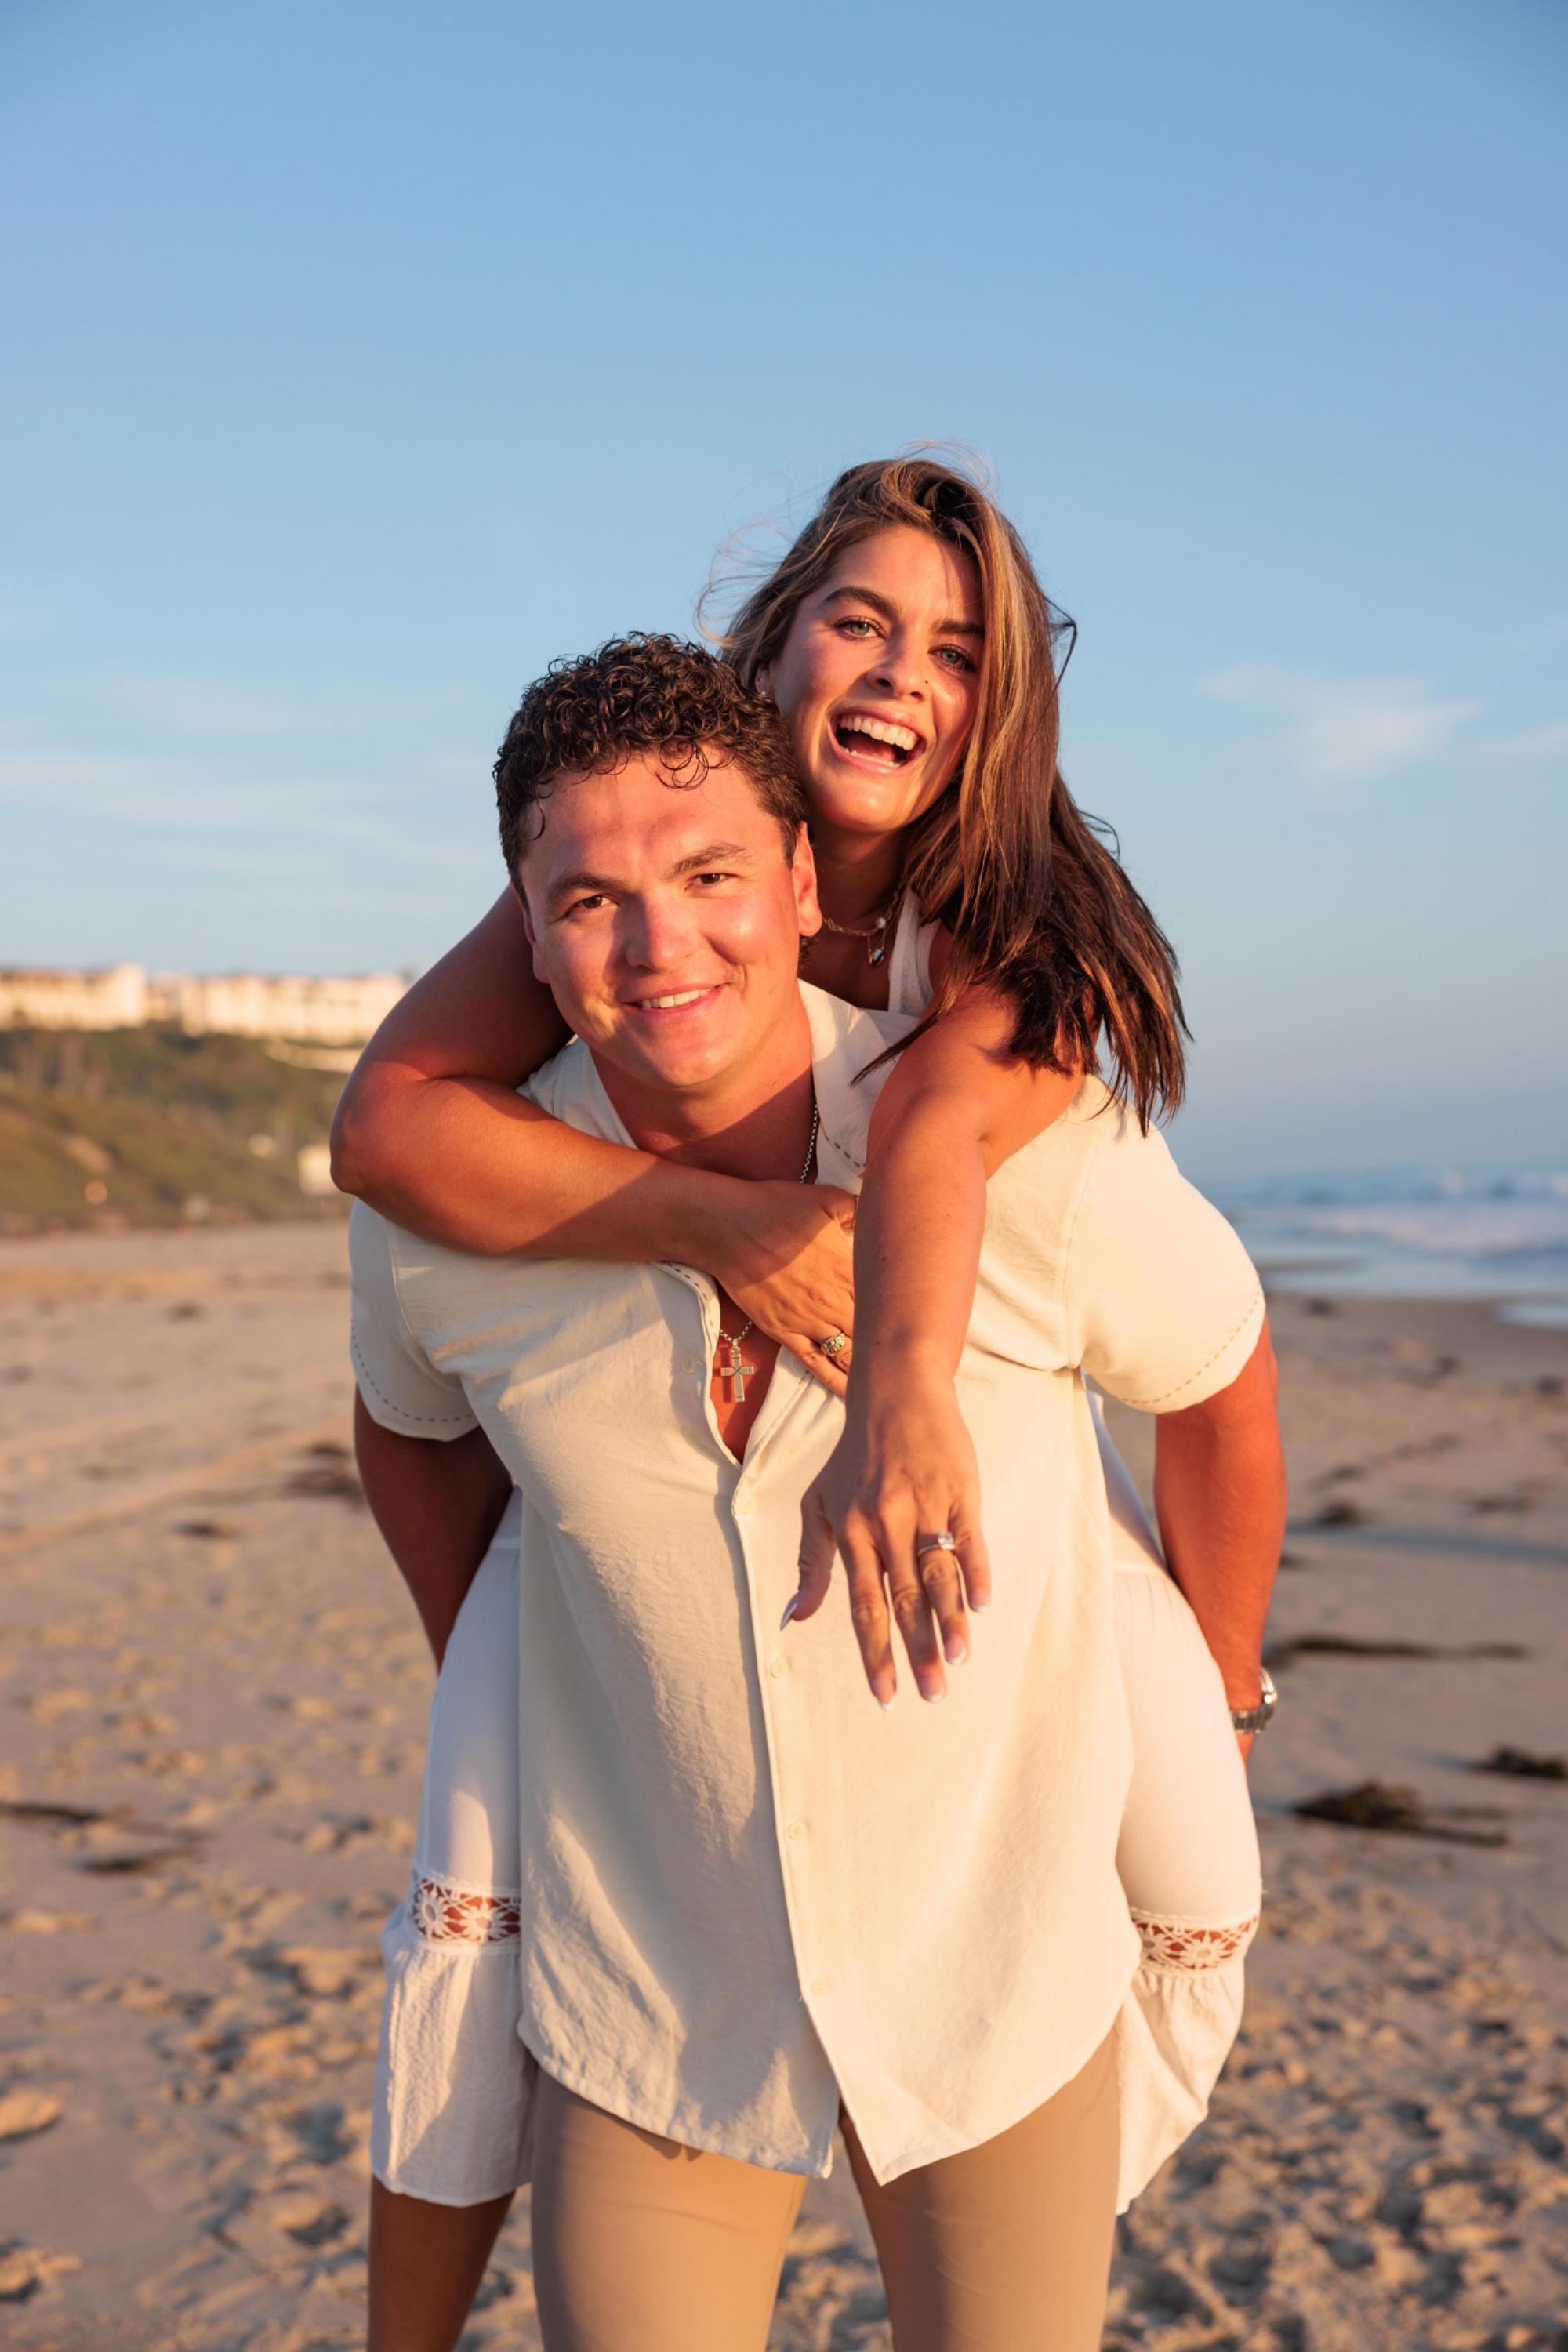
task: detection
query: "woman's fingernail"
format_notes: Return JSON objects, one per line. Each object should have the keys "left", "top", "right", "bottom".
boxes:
{"left": 969, "top": 1594, "right": 989, "bottom": 1613}
{"left": 873, "top": 1678, "right": 896, "bottom": 1710}
{"left": 944, "top": 1637, "right": 968, "bottom": 1665}
{"left": 920, "top": 1680, "right": 947, "bottom": 1703}
{"left": 779, "top": 1592, "right": 801, "bottom": 1628}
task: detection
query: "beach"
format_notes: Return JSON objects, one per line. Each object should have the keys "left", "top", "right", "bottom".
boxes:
{"left": 2, "top": 1223, "right": 1565, "bottom": 2350}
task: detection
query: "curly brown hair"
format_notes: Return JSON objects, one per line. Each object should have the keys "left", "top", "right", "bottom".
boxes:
{"left": 495, "top": 634, "right": 808, "bottom": 881}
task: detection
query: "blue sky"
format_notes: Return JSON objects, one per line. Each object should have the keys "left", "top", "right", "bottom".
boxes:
{"left": 2, "top": 0, "right": 1563, "bottom": 1178}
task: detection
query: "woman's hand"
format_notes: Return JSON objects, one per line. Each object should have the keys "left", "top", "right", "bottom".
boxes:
{"left": 708, "top": 1183, "right": 858, "bottom": 1395}
{"left": 789, "top": 1366, "right": 992, "bottom": 1707}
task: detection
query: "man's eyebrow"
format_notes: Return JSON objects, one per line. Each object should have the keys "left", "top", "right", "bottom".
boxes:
{"left": 544, "top": 868, "right": 618, "bottom": 906}
{"left": 819, "top": 584, "right": 985, "bottom": 641}
{"left": 670, "top": 841, "right": 756, "bottom": 875}
{"left": 543, "top": 843, "right": 757, "bottom": 906}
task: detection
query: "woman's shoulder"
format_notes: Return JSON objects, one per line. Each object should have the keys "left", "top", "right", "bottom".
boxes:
{"left": 886, "top": 892, "right": 943, "bottom": 1017}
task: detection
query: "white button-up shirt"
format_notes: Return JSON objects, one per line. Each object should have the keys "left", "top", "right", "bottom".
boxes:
{"left": 350, "top": 984, "right": 1264, "bottom": 2183}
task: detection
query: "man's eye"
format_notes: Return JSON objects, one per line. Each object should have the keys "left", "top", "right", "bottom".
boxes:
{"left": 692, "top": 871, "right": 735, "bottom": 887}
{"left": 564, "top": 894, "right": 607, "bottom": 917}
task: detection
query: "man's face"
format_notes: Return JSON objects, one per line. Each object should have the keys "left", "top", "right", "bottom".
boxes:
{"left": 516, "top": 752, "right": 821, "bottom": 1109}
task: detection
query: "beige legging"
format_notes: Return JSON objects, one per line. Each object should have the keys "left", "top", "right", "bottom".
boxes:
{"left": 529, "top": 2028, "right": 1119, "bottom": 2352}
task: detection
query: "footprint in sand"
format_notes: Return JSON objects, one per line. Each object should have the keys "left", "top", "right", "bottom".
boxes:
{"left": 0, "top": 2242, "right": 82, "bottom": 2300}
{"left": 0, "top": 2089, "right": 64, "bottom": 2140}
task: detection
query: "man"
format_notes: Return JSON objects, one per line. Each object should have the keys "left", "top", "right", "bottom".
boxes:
{"left": 350, "top": 637, "right": 1282, "bottom": 2350}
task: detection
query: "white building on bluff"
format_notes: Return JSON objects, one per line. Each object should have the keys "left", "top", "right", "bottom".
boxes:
{"left": 0, "top": 963, "right": 405, "bottom": 1045}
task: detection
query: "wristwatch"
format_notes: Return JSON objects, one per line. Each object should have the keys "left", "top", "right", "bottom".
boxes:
{"left": 1229, "top": 1665, "right": 1278, "bottom": 1737}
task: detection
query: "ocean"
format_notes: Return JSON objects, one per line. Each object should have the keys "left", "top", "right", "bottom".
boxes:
{"left": 1207, "top": 1163, "right": 1568, "bottom": 1330}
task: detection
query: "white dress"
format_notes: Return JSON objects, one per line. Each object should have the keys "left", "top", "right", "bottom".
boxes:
{"left": 371, "top": 908, "right": 1262, "bottom": 2212}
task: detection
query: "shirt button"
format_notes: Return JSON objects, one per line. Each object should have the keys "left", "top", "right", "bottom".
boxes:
{"left": 768, "top": 1657, "right": 787, "bottom": 1680}
{"left": 786, "top": 1818, "right": 807, "bottom": 1841}
{"left": 810, "top": 1976, "right": 829, "bottom": 1995}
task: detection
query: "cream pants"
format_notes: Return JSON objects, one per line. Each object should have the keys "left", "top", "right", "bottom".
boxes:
{"left": 530, "top": 2028, "right": 1120, "bottom": 2352}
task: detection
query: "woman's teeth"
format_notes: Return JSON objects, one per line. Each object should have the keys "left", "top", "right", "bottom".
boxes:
{"left": 636, "top": 989, "right": 710, "bottom": 1010}
{"left": 835, "top": 714, "right": 918, "bottom": 762}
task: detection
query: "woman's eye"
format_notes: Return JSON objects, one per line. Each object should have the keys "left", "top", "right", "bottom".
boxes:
{"left": 834, "top": 615, "right": 878, "bottom": 638}
{"left": 935, "top": 644, "right": 976, "bottom": 672}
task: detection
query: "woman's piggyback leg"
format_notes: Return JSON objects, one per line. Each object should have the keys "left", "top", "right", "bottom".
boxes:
{"left": 372, "top": 1506, "right": 536, "bottom": 2211}
{"left": 1112, "top": 1559, "right": 1262, "bottom": 2207}
{"left": 1116, "top": 1561, "right": 1262, "bottom": 1928}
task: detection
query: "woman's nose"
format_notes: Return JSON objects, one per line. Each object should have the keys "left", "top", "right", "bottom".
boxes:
{"left": 866, "top": 635, "right": 926, "bottom": 700}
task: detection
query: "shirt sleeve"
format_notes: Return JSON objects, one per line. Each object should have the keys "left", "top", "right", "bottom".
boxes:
{"left": 348, "top": 1203, "right": 480, "bottom": 1440}
{"left": 1062, "top": 1112, "right": 1265, "bottom": 1413}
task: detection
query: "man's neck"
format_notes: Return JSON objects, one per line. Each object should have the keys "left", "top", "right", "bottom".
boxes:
{"left": 592, "top": 1000, "right": 818, "bottom": 1184}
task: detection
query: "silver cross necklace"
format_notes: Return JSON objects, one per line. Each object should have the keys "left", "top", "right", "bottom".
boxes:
{"left": 713, "top": 1098, "right": 821, "bottom": 1403}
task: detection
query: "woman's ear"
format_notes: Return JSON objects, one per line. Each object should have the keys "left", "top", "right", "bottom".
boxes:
{"left": 755, "top": 668, "right": 771, "bottom": 702}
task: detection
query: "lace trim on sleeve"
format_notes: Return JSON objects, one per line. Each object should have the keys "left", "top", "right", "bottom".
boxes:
{"left": 408, "top": 1871, "right": 522, "bottom": 1945}
{"left": 1131, "top": 1908, "right": 1259, "bottom": 1972}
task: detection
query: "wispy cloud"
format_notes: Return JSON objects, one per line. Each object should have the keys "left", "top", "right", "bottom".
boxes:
{"left": 1486, "top": 718, "right": 1568, "bottom": 764}
{"left": 0, "top": 743, "right": 480, "bottom": 865}
{"left": 103, "top": 676, "right": 313, "bottom": 740}
{"left": 1484, "top": 613, "right": 1568, "bottom": 666}
{"left": 92, "top": 670, "right": 481, "bottom": 742}
{"left": 0, "top": 583, "right": 78, "bottom": 641}
{"left": 1198, "top": 665, "right": 1480, "bottom": 787}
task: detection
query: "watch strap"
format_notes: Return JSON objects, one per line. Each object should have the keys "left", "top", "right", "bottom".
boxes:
{"left": 1229, "top": 1664, "right": 1278, "bottom": 1735}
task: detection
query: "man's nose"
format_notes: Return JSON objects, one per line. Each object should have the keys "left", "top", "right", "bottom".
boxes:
{"left": 619, "top": 893, "right": 697, "bottom": 971}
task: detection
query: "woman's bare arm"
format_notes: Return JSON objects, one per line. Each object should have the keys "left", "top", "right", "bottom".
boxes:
{"left": 794, "top": 985, "right": 1082, "bottom": 1704}
{"left": 1153, "top": 1323, "right": 1287, "bottom": 1758}
{"left": 330, "top": 892, "right": 858, "bottom": 1385}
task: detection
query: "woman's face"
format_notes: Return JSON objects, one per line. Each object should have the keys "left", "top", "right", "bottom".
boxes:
{"left": 760, "top": 524, "right": 984, "bottom": 844}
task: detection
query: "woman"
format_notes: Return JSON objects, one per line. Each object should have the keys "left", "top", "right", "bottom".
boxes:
{"left": 339, "top": 458, "right": 1279, "bottom": 2345}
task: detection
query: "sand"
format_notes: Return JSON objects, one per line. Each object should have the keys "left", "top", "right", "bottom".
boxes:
{"left": 2, "top": 1225, "right": 1564, "bottom": 2350}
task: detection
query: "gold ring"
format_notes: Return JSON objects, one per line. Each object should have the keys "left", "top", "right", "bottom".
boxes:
{"left": 816, "top": 1331, "right": 850, "bottom": 1361}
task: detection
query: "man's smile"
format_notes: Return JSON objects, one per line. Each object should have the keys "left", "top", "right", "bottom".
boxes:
{"left": 622, "top": 982, "right": 728, "bottom": 1016}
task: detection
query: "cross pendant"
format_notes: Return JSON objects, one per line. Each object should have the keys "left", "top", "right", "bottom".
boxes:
{"left": 717, "top": 1337, "right": 757, "bottom": 1402}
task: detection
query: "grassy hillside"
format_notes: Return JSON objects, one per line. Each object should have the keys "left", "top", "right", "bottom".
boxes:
{"left": 0, "top": 1027, "right": 350, "bottom": 1233}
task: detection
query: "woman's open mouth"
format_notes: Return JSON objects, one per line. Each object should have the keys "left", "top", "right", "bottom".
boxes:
{"left": 831, "top": 713, "right": 923, "bottom": 770}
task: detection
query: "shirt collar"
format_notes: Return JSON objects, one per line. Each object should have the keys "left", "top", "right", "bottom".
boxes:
{"left": 524, "top": 982, "right": 917, "bottom": 1182}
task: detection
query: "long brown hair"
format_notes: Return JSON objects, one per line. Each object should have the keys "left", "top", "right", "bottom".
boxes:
{"left": 713, "top": 452, "right": 1187, "bottom": 1124}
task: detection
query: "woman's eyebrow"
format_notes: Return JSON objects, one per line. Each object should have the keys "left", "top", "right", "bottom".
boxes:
{"left": 820, "top": 585, "right": 984, "bottom": 641}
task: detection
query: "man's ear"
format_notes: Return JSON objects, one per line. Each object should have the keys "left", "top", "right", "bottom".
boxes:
{"left": 511, "top": 873, "right": 547, "bottom": 981}
{"left": 789, "top": 822, "right": 822, "bottom": 942}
